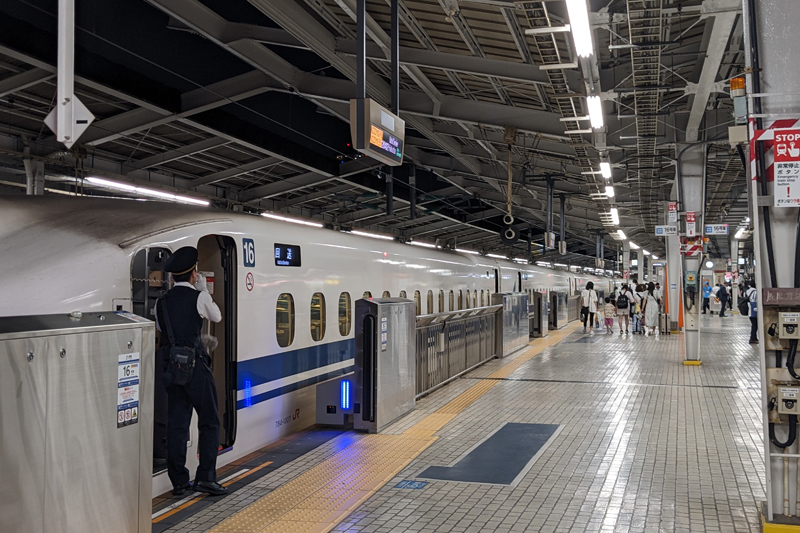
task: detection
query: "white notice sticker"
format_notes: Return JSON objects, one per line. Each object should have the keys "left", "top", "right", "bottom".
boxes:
{"left": 782, "top": 388, "right": 798, "bottom": 399}
{"left": 118, "top": 352, "right": 140, "bottom": 428}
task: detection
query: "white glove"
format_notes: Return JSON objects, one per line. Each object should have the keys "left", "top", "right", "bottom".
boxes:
{"left": 194, "top": 272, "right": 208, "bottom": 292}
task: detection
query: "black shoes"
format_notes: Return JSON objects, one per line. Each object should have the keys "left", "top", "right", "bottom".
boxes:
{"left": 172, "top": 483, "right": 192, "bottom": 496}
{"left": 193, "top": 481, "right": 228, "bottom": 496}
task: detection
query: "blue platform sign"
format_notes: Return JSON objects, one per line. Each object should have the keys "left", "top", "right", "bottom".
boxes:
{"left": 243, "top": 238, "right": 256, "bottom": 267}
{"left": 705, "top": 224, "right": 728, "bottom": 235}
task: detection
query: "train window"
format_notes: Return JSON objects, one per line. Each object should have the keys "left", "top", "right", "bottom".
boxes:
{"left": 449, "top": 290, "right": 454, "bottom": 311}
{"left": 363, "top": 291, "right": 372, "bottom": 298}
{"left": 338, "top": 292, "right": 351, "bottom": 336}
{"left": 414, "top": 290, "right": 421, "bottom": 315}
{"left": 276, "top": 293, "right": 295, "bottom": 348}
{"left": 427, "top": 291, "right": 433, "bottom": 314}
{"left": 474, "top": 290, "right": 477, "bottom": 307}
{"left": 382, "top": 290, "right": 391, "bottom": 298}
{"left": 458, "top": 290, "right": 463, "bottom": 310}
{"left": 480, "top": 290, "right": 485, "bottom": 307}
{"left": 465, "top": 290, "right": 471, "bottom": 309}
{"left": 310, "top": 292, "right": 326, "bottom": 342}
{"left": 399, "top": 290, "right": 407, "bottom": 298}
{"left": 439, "top": 290, "right": 444, "bottom": 313}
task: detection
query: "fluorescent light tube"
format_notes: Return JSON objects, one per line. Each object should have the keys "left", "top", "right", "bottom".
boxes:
{"left": 643, "top": 250, "right": 651, "bottom": 256}
{"left": 409, "top": 241, "right": 438, "bottom": 248}
{"left": 652, "top": 255, "right": 659, "bottom": 260}
{"left": 587, "top": 95, "right": 604, "bottom": 128}
{"left": 617, "top": 229, "right": 626, "bottom": 240}
{"left": 487, "top": 253, "right": 506, "bottom": 259}
{"left": 554, "top": 263, "right": 568, "bottom": 268}
{"left": 566, "top": 0, "right": 593, "bottom": 57}
{"left": 86, "top": 177, "right": 209, "bottom": 206}
{"left": 600, "top": 161, "right": 611, "bottom": 179}
{"left": 610, "top": 207, "right": 620, "bottom": 225}
{"left": 629, "top": 241, "right": 640, "bottom": 249}
{"left": 513, "top": 258, "right": 529, "bottom": 264}
{"left": 605, "top": 185, "right": 615, "bottom": 198}
{"left": 351, "top": 230, "right": 395, "bottom": 240}
{"left": 455, "top": 248, "right": 479, "bottom": 255}
{"left": 262, "top": 213, "right": 324, "bottom": 227}
{"left": 734, "top": 228, "right": 745, "bottom": 239}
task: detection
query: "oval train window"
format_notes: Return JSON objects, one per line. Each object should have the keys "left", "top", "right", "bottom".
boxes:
{"left": 382, "top": 290, "right": 391, "bottom": 298}
{"left": 449, "top": 290, "right": 454, "bottom": 311}
{"left": 439, "top": 290, "right": 445, "bottom": 313}
{"left": 480, "top": 290, "right": 485, "bottom": 307}
{"left": 399, "top": 290, "right": 407, "bottom": 298}
{"left": 458, "top": 290, "right": 463, "bottom": 310}
{"left": 363, "top": 291, "right": 372, "bottom": 298}
{"left": 311, "top": 292, "right": 326, "bottom": 342}
{"left": 338, "top": 292, "right": 351, "bottom": 336}
{"left": 414, "top": 290, "right": 421, "bottom": 315}
{"left": 427, "top": 291, "right": 433, "bottom": 314}
{"left": 473, "top": 290, "right": 477, "bottom": 307}
{"left": 276, "top": 293, "right": 295, "bottom": 348}
{"left": 466, "top": 290, "right": 471, "bottom": 309}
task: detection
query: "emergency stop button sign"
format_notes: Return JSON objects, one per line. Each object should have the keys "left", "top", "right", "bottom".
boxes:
{"left": 775, "top": 129, "right": 800, "bottom": 207}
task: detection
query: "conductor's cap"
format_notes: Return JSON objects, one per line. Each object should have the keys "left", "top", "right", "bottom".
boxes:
{"left": 165, "top": 246, "right": 198, "bottom": 275}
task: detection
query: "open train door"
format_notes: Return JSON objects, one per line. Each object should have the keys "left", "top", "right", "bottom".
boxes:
{"left": 197, "top": 235, "right": 238, "bottom": 451}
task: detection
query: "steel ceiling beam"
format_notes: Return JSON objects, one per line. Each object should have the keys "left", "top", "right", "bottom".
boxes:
{"left": 0, "top": 68, "right": 54, "bottom": 98}
{"left": 192, "top": 156, "right": 283, "bottom": 186}
{"left": 684, "top": 0, "right": 740, "bottom": 142}
{"left": 277, "top": 184, "right": 352, "bottom": 208}
{"left": 125, "top": 137, "right": 229, "bottom": 171}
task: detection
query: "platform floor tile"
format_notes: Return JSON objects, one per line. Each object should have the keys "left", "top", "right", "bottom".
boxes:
{"left": 334, "top": 315, "right": 765, "bottom": 532}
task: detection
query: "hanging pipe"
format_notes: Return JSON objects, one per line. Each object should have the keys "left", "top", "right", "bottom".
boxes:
{"left": 786, "top": 456, "right": 791, "bottom": 516}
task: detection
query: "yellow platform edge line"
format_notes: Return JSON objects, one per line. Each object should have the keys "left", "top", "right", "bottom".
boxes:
{"left": 208, "top": 321, "right": 579, "bottom": 533}
{"left": 762, "top": 513, "right": 800, "bottom": 532}
{"left": 683, "top": 360, "right": 702, "bottom": 366}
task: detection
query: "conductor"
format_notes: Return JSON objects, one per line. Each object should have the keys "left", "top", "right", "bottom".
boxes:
{"left": 157, "top": 246, "right": 227, "bottom": 496}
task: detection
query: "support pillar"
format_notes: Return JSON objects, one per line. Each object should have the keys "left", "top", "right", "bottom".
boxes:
{"left": 622, "top": 241, "right": 631, "bottom": 281}
{"left": 677, "top": 143, "right": 705, "bottom": 362}
{"left": 23, "top": 158, "right": 45, "bottom": 195}
{"left": 730, "top": 237, "right": 739, "bottom": 312}
{"left": 637, "top": 250, "right": 644, "bottom": 285}
{"left": 665, "top": 195, "right": 681, "bottom": 329}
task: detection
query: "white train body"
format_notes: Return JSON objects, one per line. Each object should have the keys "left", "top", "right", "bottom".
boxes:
{"left": 0, "top": 197, "right": 614, "bottom": 495}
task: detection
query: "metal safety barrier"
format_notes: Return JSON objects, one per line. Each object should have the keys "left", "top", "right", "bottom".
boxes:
{"left": 415, "top": 305, "right": 502, "bottom": 398}
{"left": 567, "top": 295, "right": 581, "bottom": 323}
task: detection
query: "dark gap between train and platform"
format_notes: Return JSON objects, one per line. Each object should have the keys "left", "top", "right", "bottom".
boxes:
{"left": 460, "top": 376, "right": 760, "bottom": 390}
{"left": 151, "top": 426, "right": 349, "bottom": 533}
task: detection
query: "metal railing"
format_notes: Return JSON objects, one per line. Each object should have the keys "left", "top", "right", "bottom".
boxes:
{"left": 567, "top": 296, "right": 581, "bottom": 322}
{"left": 415, "top": 305, "right": 502, "bottom": 398}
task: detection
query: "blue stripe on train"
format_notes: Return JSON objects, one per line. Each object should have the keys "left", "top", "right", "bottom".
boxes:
{"left": 237, "top": 365, "right": 354, "bottom": 410}
{"left": 236, "top": 338, "right": 355, "bottom": 408}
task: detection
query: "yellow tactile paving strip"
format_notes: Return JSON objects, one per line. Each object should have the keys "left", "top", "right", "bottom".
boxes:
{"left": 209, "top": 324, "right": 578, "bottom": 533}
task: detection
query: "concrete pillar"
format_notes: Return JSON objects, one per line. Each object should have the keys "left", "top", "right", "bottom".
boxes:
{"left": 23, "top": 158, "right": 45, "bottom": 195}
{"left": 730, "top": 237, "right": 739, "bottom": 312}
{"left": 745, "top": 2, "right": 800, "bottom": 521}
{"left": 677, "top": 143, "right": 705, "bottom": 361}
{"left": 637, "top": 250, "right": 644, "bottom": 285}
{"left": 622, "top": 241, "right": 631, "bottom": 281}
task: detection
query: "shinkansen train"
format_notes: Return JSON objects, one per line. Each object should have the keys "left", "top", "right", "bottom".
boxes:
{"left": 0, "top": 196, "right": 616, "bottom": 495}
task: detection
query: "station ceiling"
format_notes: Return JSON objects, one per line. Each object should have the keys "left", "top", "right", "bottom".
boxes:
{"left": 0, "top": 0, "right": 749, "bottom": 265}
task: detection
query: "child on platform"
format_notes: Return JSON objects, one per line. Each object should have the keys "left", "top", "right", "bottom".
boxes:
{"left": 604, "top": 297, "right": 615, "bottom": 334}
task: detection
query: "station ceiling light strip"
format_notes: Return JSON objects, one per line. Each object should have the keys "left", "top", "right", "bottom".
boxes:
{"left": 261, "top": 212, "right": 323, "bottom": 228}
{"left": 86, "top": 177, "right": 209, "bottom": 206}
{"left": 565, "top": 0, "right": 593, "bottom": 57}
{"left": 455, "top": 248, "right": 479, "bottom": 255}
{"left": 408, "top": 240, "right": 440, "bottom": 249}
{"left": 350, "top": 230, "right": 395, "bottom": 241}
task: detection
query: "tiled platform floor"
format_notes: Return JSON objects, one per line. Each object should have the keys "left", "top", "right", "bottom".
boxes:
{"left": 172, "top": 315, "right": 765, "bottom": 533}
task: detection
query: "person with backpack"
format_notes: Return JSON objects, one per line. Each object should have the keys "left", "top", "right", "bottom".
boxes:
{"left": 156, "top": 246, "right": 228, "bottom": 497}
{"left": 741, "top": 281, "right": 758, "bottom": 343}
{"left": 616, "top": 283, "right": 636, "bottom": 335}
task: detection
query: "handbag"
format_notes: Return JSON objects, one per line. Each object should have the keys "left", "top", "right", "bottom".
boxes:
{"left": 159, "top": 297, "right": 197, "bottom": 387}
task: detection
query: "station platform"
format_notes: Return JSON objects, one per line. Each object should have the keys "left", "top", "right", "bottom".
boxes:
{"left": 155, "top": 315, "right": 763, "bottom": 533}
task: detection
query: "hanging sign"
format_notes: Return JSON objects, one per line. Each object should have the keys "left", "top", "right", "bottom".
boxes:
{"left": 774, "top": 130, "right": 800, "bottom": 207}
{"left": 656, "top": 225, "right": 678, "bottom": 236}
{"left": 705, "top": 224, "right": 729, "bottom": 235}
{"left": 686, "top": 211, "right": 696, "bottom": 237}
{"left": 668, "top": 202, "right": 678, "bottom": 223}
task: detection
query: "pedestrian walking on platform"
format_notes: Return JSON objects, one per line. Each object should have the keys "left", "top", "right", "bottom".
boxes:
{"left": 744, "top": 281, "right": 758, "bottom": 344}
{"left": 580, "top": 281, "right": 598, "bottom": 334}
{"left": 718, "top": 282, "right": 729, "bottom": 317}
{"left": 702, "top": 281, "right": 712, "bottom": 314}
{"left": 642, "top": 282, "right": 660, "bottom": 336}
{"left": 604, "top": 297, "right": 615, "bottom": 334}
{"left": 157, "top": 246, "right": 228, "bottom": 497}
{"left": 616, "top": 284, "right": 635, "bottom": 334}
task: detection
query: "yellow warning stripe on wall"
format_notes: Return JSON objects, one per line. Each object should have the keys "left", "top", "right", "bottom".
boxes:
{"left": 208, "top": 324, "right": 578, "bottom": 533}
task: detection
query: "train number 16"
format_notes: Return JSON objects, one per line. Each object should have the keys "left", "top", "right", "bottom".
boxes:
{"left": 243, "top": 238, "right": 256, "bottom": 268}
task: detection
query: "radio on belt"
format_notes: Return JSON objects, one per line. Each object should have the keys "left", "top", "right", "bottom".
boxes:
{"left": 779, "top": 312, "right": 800, "bottom": 339}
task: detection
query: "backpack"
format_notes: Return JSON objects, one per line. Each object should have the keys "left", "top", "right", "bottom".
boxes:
{"left": 159, "top": 296, "right": 198, "bottom": 387}
{"left": 617, "top": 293, "right": 629, "bottom": 309}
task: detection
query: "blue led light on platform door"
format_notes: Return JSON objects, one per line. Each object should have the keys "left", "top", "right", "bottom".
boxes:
{"left": 341, "top": 380, "right": 350, "bottom": 410}
{"left": 245, "top": 380, "right": 252, "bottom": 408}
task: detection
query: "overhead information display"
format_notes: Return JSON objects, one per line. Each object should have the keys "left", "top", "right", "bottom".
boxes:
{"left": 350, "top": 98, "right": 405, "bottom": 166}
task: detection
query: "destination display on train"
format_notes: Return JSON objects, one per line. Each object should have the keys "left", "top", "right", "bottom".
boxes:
{"left": 274, "top": 243, "right": 301, "bottom": 267}
{"left": 369, "top": 124, "right": 403, "bottom": 164}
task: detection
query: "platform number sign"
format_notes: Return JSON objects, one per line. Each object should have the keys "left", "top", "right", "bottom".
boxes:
{"left": 243, "top": 238, "right": 256, "bottom": 268}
